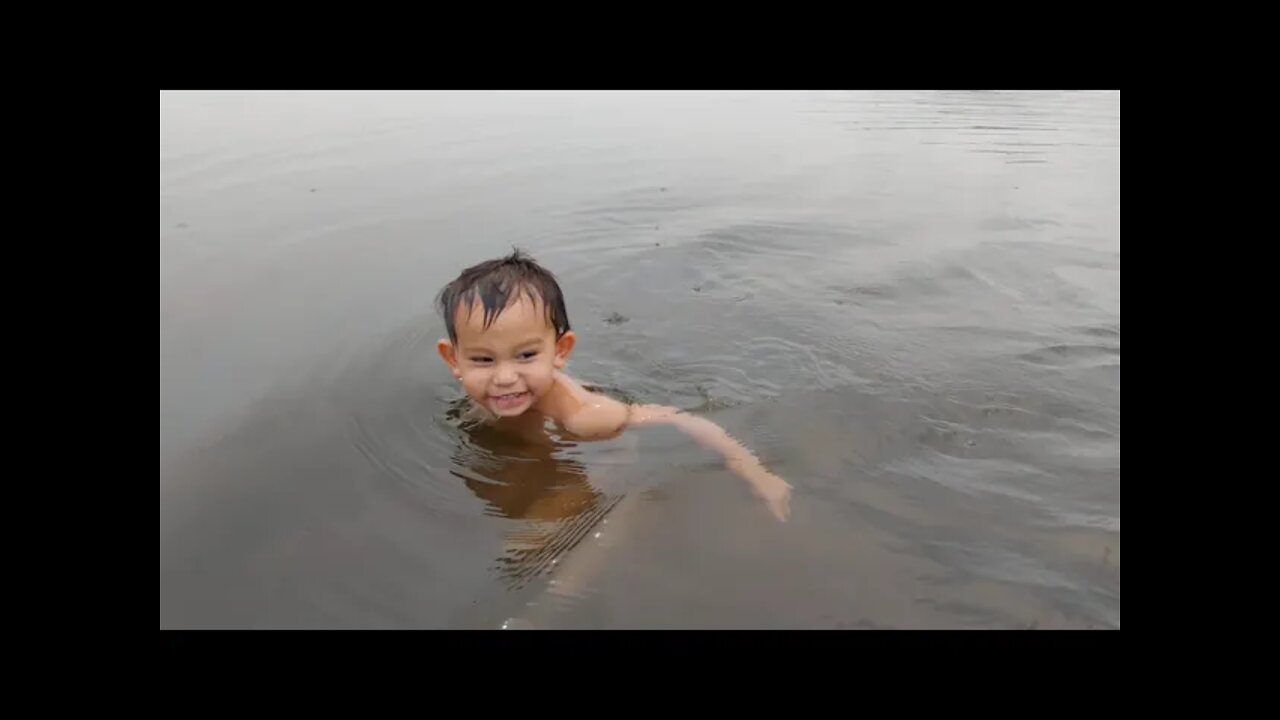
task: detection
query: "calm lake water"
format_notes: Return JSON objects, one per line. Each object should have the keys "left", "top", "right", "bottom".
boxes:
{"left": 160, "top": 90, "right": 1119, "bottom": 629}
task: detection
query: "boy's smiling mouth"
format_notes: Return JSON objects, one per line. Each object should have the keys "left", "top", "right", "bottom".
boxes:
{"left": 489, "top": 391, "right": 531, "bottom": 410}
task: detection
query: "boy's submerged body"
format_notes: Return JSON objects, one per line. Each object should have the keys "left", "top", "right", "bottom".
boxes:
{"left": 436, "top": 251, "right": 791, "bottom": 521}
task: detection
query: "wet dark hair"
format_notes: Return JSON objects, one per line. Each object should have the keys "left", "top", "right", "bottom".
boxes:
{"left": 435, "top": 249, "right": 571, "bottom": 342}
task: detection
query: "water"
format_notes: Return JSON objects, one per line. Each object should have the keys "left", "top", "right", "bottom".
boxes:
{"left": 160, "top": 90, "right": 1120, "bottom": 629}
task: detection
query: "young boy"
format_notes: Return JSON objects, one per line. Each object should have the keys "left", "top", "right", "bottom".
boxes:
{"left": 435, "top": 250, "right": 792, "bottom": 521}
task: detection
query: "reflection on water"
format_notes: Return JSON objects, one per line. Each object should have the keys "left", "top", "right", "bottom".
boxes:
{"left": 444, "top": 398, "right": 620, "bottom": 589}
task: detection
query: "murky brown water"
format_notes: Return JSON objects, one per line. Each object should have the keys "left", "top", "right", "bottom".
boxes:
{"left": 160, "top": 90, "right": 1119, "bottom": 629}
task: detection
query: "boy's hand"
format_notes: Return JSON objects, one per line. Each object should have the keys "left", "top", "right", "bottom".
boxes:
{"left": 745, "top": 467, "right": 792, "bottom": 522}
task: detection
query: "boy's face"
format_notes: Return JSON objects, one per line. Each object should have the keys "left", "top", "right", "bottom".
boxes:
{"left": 437, "top": 294, "right": 575, "bottom": 418}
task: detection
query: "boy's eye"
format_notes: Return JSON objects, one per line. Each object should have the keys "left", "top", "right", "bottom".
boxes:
{"left": 470, "top": 357, "right": 493, "bottom": 364}
{"left": 518, "top": 351, "right": 539, "bottom": 360}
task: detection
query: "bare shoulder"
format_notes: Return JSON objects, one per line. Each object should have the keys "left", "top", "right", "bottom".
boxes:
{"left": 565, "top": 401, "right": 687, "bottom": 436}
{"left": 561, "top": 393, "right": 630, "bottom": 439}
{"left": 553, "top": 371, "right": 632, "bottom": 439}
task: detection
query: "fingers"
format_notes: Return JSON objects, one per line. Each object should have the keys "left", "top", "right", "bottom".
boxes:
{"left": 760, "top": 479, "right": 791, "bottom": 522}
{"left": 772, "top": 492, "right": 791, "bottom": 522}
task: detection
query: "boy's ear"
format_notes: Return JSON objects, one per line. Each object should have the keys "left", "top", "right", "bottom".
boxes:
{"left": 437, "top": 338, "right": 462, "bottom": 378}
{"left": 553, "top": 331, "right": 576, "bottom": 368}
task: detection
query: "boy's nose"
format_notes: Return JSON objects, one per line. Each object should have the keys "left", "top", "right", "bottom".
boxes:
{"left": 494, "top": 364, "right": 518, "bottom": 385}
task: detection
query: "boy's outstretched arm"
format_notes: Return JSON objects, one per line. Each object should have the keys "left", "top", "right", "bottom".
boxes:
{"left": 627, "top": 404, "right": 792, "bottom": 521}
